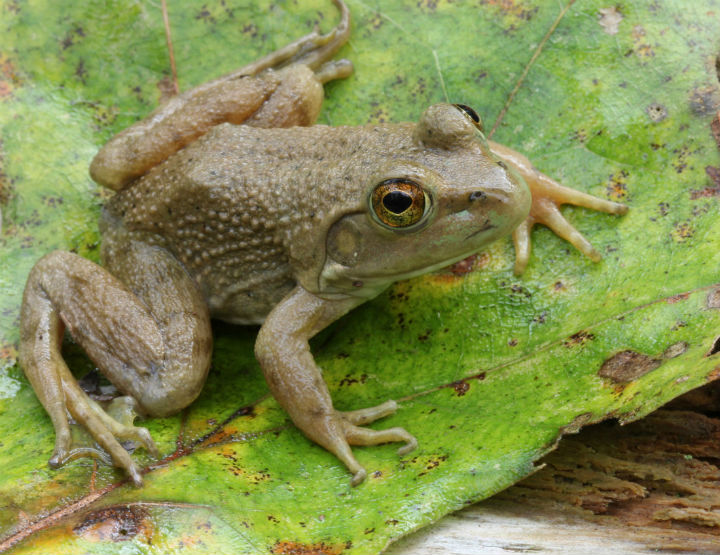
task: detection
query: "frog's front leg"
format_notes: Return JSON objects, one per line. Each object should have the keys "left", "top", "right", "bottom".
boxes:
{"left": 90, "top": 0, "right": 352, "bottom": 191}
{"left": 489, "top": 141, "right": 628, "bottom": 275}
{"left": 255, "top": 286, "right": 417, "bottom": 486}
{"left": 20, "top": 232, "right": 212, "bottom": 485}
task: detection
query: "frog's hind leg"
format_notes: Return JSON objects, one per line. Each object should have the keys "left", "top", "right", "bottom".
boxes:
{"left": 20, "top": 243, "right": 212, "bottom": 485}
{"left": 489, "top": 141, "right": 627, "bottom": 275}
{"left": 90, "top": 0, "right": 352, "bottom": 191}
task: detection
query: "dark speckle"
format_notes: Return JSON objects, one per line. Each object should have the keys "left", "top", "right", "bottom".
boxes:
{"left": 563, "top": 330, "right": 595, "bottom": 347}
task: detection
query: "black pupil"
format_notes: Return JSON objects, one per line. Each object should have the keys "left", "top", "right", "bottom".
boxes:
{"left": 383, "top": 191, "right": 413, "bottom": 214}
{"left": 454, "top": 103, "right": 480, "bottom": 123}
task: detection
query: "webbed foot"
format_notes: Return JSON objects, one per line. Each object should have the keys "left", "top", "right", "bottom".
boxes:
{"left": 50, "top": 389, "right": 158, "bottom": 487}
{"left": 316, "top": 400, "right": 417, "bottom": 486}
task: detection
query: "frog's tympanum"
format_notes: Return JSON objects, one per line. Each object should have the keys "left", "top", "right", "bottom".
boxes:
{"left": 20, "top": 0, "right": 627, "bottom": 486}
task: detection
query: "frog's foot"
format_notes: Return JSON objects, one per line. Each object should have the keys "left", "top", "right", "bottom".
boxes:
{"left": 512, "top": 180, "right": 627, "bottom": 274}
{"left": 231, "top": 0, "right": 351, "bottom": 78}
{"left": 489, "top": 140, "right": 627, "bottom": 274}
{"left": 51, "top": 380, "right": 158, "bottom": 486}
{"left": 312, "top": 401, "right": 417, "bottom": 486}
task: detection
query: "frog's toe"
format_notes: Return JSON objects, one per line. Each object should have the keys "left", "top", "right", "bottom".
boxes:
{"left": 48, "top": 427, "right": 73, "bottom": 468}
{"left": 535, "top": 202, "right": 602, "bottom": 262}
{"left": 512, "top": 220, "right": 532, "bottom": 275}
{"left": 345, "top": 424, "right": 417, "bottom": 455}
{"left": 341, "top": 399, "right": 398, "bottom": 425}
{"left": 102, "top": 396, "right": 160, "bottom": 457}
{"left": 351, "top": 467, "right": 368, "bottom": 487}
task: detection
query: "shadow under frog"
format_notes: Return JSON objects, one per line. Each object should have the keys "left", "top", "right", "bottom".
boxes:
{"left": 19, "top": 0, "right": 626, "bottom": 486}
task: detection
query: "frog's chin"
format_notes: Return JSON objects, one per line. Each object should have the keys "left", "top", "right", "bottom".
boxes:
{"left": 316, "top": 247, "right": 490, "bottom": 300}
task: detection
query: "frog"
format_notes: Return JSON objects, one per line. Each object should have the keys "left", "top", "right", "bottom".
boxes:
{"left": 19, "top": 0, "right": 627, "bottom": 487}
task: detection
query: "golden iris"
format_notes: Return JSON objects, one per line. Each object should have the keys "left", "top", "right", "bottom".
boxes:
{"left": 371, "top": 179, "right": 426, "bottom": 228}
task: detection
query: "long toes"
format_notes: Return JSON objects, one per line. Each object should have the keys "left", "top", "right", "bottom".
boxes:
{"left": 536, "top": 204, "right": 602, "bottom": 262}
{"left": 345, "top": 424, "right": 417, "bottom": 451}
{"left": 512, "top": 220, "right": 532, "bottom": 275}
{"left": 342, "top": 400, "right": 398, "bottom": 425}
{"left": 134, "top": 427, "right": 159, "bottom": 457}
{"left": 557, "top": 186, "right": 628, "bottom": 214}
{"left": 397, "top": 434, "right": 418, "bottom": 456}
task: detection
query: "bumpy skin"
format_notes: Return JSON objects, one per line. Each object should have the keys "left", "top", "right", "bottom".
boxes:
{"left": 20, "top": 0, "right": 626, "bottom": 486}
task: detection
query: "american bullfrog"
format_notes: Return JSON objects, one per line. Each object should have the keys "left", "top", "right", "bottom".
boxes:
{"left": 20, "top": 0, "right": 627, "bottom": 486}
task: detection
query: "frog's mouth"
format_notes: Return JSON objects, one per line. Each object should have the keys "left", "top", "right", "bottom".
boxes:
{"left": 463, "top": 218, "right": 496, "bottom": 241}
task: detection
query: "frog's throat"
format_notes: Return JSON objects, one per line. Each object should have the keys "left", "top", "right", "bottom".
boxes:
{"left": 315, "top": 245, "right": 492, "bottom": 300}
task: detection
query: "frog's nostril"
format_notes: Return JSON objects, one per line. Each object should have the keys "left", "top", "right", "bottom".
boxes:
{"left": 469, "top": 191, "right": 487, "bottom": 202}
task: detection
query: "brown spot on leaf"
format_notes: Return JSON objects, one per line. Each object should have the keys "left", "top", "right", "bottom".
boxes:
{"left": 271, "top": 540, "right": 347, "bottom": 555}
{"left": 598, "top": 7, "right": 622, "bottom": 35}
{"left": 73, "top": 505, "right": 149, "bottom": 543}
{"left": 646, "top": 102, "right": 667, "bottom": 122}
{"left": 444, "top": 372, "right": 486, "bottom": 396}
{"left": 666, "top": 292, "right": 690, "bottom": 304}
{"left": 606, "top": 170, "right": 628, "bottom": 201}
{"left": 0, "top": 52, "right": 21, "bottom": 99}
{"left": 670, "top": 221, "right": 694, "bottom": 242}
{"left": 563, "top": 330, "right": 595, "bottom": 347}
{"left": 689, "top": 86, "right": 720, "bottom": 116}
{"left": 598, "top": 350, "right": 662, "bottom": 383}
{"left": 631, "top": 24, "right": 655, "bottom": 60}
{"left": 663, "top": 341, "right": 688, "bottom": 359}
{"left": 338, "top": 373, "right": 368, "bottom": 387}
{"left": 690, "top": 166, "right": 720, "bottom": 198}
{"left": 707, "top": 287, "right": 720, "bottom": 309}
{"left": 451, "top": 380, "right": 470, "bottom": 396}
{"left": 479, "top": 0, "right": 539, "bottom": 22}
{"left": 711, "top": 112, "right": 720, "bottom": 148}
{"left": 559, "top": 412, "right": 594, "bottom": 435}
{"left": 419, "top": 454, "right": 449, "bottom": 476}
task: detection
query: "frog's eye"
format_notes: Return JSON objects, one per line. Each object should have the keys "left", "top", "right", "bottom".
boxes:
{"left": 371, "top": 179, "right": 429, "bottom": 229}
{"left": 453, "top": 103, "right": 484, "bottom": 132}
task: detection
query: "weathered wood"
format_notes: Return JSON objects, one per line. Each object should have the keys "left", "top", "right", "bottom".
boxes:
{"left": 389, "top": 391, "right": 720, "bottom": 554}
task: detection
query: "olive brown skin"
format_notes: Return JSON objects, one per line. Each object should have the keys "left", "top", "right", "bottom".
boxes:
{"left": 19, "top": 0, "right": 627, "bottom": 486}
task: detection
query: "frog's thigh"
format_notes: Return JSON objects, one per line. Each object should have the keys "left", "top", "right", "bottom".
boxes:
{"left": 23, "top": 246, "right": 211, "bottom": 419}
{"left": 99, "top": 239, "right": 213, "bottom": 415}
{"left": 244, "top": 65, "right": 327, "bottom": 128}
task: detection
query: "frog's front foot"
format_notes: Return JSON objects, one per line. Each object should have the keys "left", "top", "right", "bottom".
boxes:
{"left": 311, "top": 400, "right": 418, "bottom": 486}
{"left": 511, "top": 179, "right": 627, "bottom": 274}
{"left": 488, "top": 141, "right": 627, "bottom": 274}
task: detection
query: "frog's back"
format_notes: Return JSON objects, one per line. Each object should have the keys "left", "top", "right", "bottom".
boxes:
{"left": 104, "top": 122, "right": 414, "bottom": 323}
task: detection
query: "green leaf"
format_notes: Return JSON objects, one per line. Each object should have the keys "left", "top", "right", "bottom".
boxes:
{"left": 1, "top": 0, "right": 719, "bottom": 553}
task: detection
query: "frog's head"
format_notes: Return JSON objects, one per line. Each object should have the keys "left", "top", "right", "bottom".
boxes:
{"left": 318, "top": 103, "right": 532, "bottom": 298}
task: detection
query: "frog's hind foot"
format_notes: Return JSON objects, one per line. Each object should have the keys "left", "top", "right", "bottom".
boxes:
{"left": 231, "top": 0, "right": 351, "bottom": 78}
{"left": 20, "top": 246, "right": 212, "bottom": 485}
{"left": 49, "top": 392, "right": 157, "bottom": 487}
